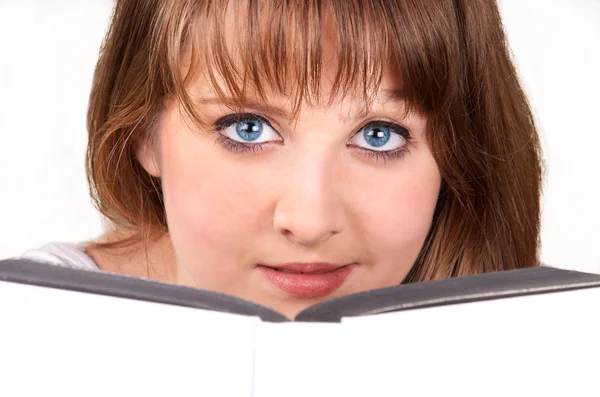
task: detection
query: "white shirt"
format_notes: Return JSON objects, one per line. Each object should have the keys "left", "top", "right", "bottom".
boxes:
{"left": 19, "top": 242, "right": 99, "bottom": 271}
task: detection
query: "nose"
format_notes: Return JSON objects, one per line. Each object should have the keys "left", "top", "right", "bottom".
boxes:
{"left": 273, "top": 153, "right": 346, "bottom": 247}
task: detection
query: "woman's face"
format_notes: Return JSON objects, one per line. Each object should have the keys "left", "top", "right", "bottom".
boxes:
{"left": 138, "top": 60, "right": 441, "bottom": 318}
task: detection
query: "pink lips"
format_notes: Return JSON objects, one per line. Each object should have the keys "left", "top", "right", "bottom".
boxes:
{"left": 257, "top": 263, "right": 354, "bottom": 298}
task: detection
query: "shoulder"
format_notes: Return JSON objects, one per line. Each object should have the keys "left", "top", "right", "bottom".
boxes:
{"left": 19, "top": 242, "right": 99, "bottom": 271}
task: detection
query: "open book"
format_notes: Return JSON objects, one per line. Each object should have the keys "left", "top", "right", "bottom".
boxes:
{"left": 1, "top": 258, "right": 600, "bottom": 396}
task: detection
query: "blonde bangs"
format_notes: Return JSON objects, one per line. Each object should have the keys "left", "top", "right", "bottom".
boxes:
{"left": 160, "top": 0, "right": 462, "bottom": 123}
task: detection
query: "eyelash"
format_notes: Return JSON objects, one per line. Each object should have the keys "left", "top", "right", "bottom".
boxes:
{"left": 348, "top": 120, "right": 412, "bottom": 164}
{"left": 212, "top": 113, "right": 275, "bottom": 155}
{"left": 212, "top": 113, "right": 413, "bottom": 163}
{"left": 351, "top": 146, "right": 410, "bottom": 164}
{"left": 215, "top": 134, "right": 271, "bottom": 155}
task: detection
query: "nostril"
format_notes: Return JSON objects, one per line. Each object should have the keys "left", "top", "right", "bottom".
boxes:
{"left": 279, "top": 226, "right": 339, "bottom": 247}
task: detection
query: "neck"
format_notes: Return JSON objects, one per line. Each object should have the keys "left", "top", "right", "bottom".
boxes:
{"left": 86, "top": 228, "right": 181, "bottom": 284}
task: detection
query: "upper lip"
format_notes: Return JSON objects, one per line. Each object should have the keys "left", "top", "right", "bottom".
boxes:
{"left": 260, "top": 262, "right": 350, "bottom": 274}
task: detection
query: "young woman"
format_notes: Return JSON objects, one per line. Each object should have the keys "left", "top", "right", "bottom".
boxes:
{"left": 21, "top": 0, "right": 543, "bottom": 319}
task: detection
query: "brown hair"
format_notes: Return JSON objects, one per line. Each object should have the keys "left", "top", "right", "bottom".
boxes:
{"left": 86, "top": 0, "right": 543, "bottom": 282}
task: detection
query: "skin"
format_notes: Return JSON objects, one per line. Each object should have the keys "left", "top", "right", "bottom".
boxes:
{"left": 89, "top": 19, "right": 442, "bottom": 320}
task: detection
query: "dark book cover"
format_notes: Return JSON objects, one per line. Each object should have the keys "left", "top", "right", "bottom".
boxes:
{"left": 2, "top": 258, "right": 600, "bottom": 322}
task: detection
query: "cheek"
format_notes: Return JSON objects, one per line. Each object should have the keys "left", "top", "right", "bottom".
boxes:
{"left": 158, "top": 130, "right": 270, "bottom": 259}
{"left": 351, "top": 156, "right": 441, "bottom": 266}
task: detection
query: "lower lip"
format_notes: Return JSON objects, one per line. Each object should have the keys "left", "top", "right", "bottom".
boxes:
{"left": 257, "top": 265, "right": 354, "bottom": 298}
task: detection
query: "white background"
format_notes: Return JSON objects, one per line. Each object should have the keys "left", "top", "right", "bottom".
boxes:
{"left": 0, "top": 0, "right": 599, "bottom": 273}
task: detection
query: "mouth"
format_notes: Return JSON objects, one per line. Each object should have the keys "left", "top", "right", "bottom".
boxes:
{"left": 256, "top": 263, "right": 355, "bottom": 299}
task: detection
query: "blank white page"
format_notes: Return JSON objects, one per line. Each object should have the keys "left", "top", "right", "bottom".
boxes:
{"left": 340, "top": 287, "right": 600, "bottom": 396}
{"left": 0, "top": 281, "right": 259, "bottom": 397}
{"left": 254, "top": 287, "right": 600, "bottom": 397}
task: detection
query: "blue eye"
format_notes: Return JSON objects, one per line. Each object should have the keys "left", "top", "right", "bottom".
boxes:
{"left": 349, "top": 121, "right": 409, "bottom": 152}
{"left": 235, "top": 119, "right": 263, "bottom": 141}
{"left": 363, "top": 125, "right": 392, "bottom": 148}
{"left": 216, "top": 114, "right": 279, "bottom": 144}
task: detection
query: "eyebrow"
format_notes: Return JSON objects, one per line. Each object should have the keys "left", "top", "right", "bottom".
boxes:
{"left": 196, "top": 89, "right": 406, "bottom": 120}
